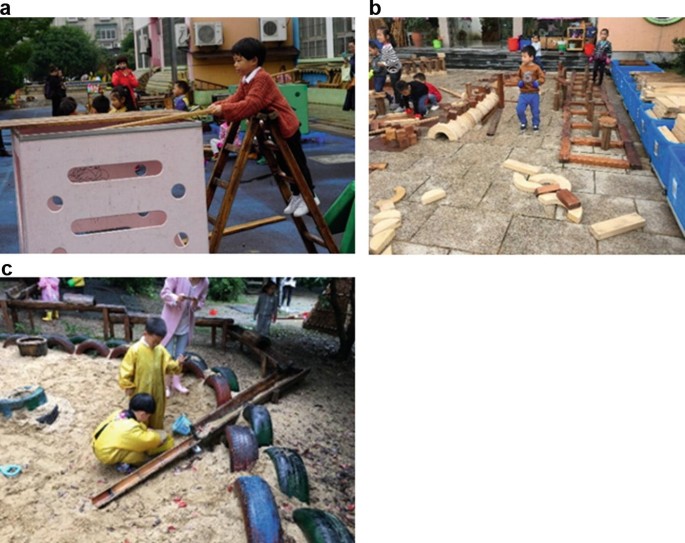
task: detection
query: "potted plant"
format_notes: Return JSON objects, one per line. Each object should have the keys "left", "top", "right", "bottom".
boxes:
{"left": 405, "top": 18, "right": 432, "bottom": 47}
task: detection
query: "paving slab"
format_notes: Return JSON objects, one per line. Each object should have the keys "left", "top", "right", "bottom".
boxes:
{"left": 390, "top": 241, "right": 450, "bottom": 255}
{"left": 599, "top": 231, "right": 685, "bottom": 254}
{"left": 595, "top": 171, "right": 665, "bottom": 201}
{"left": 478, "top": 181, "right": 550, "bottom": 219}
{"left": 499, "top": 215, "right": 598, "bottom": 254}
{"left": 635, "top": 199, "right": 683, "bottom": 237}
{"left": 411, "top": 206, "right": 512, "bottom": 254}
{"left": 573, "top": 193, "right": 636, "bottom": 225}
{"left": 369, "top": 168, "right": 430, "bottom": 204}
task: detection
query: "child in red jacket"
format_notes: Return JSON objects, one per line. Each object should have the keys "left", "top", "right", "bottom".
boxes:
{"left": 207, "top": 38, "right": 319, "bottom": 218}
{"left": 413, "top": 72, "right": 441, "bottom": 111}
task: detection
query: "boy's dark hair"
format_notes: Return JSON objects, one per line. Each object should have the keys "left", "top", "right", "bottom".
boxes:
{"left": 58, "top": 96, "right": 77, "bottom": 116}
{"left": 413, "top": 72, "right": 426, "bottom": 82}
{"left": 369, "top": 40, "right": 380, "bottom": 50}
{"left": 130, "top": 393, "right": 156, "bottom": 414}
{"left": 231, "top": 37, "right": 267, "bottom": 67}
{"left": 174, "top": 80, "right": 190, "bottom": 94}
{"left": 600, "top": 28, "right": 609, "bottom": 35}
{"left": 92, "top": 94, "right": 110, "bottom": 113}
{"left": 395, "top": 80, "right": 409, "bottom": 92}
{"left": 115, "top": 55, "right": 129, "bottom": 66}
{"left": 111, "top": 85, "right": 135, "bottom": 111}
{"left": 145, "top": 316, "right": 167, "bottom": 338}
{"left": 49, "top": 64, "right": 59, "bottom": 73}
{"left": 521, "top": 45, "right": 536, "bottom": 58}
{"left": 532, "top": 33, "right": 540, "bottom": 39}
{"left": 262, "top": 279, "right": 277, "bottom": 292}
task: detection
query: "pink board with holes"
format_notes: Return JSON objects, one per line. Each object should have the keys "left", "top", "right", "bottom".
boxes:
{"left": 11, "top": 121, "right": 208, "bottom": 253}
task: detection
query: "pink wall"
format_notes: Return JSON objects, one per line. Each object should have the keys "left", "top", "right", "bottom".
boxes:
{"left": 597, "top": 17, "right": 685, "bottom": 53}
{"left": 149, "top": 18, "right": 162, "bottom": 68}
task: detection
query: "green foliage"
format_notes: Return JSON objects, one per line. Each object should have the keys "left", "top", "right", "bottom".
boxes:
{"left": 0, "top": 18, "right": 53, "bottom": 100}
{"left": 102, "top": 278, "right": 161, "bottom": 296}
{"left": 119, "top": 32, "right": 136, "bottom": 71}
{"left": 27, "top": 25, "right": 106, "bottom": 81}
{"left": 673, "top": 37, "right": 685, "bottom": 75}
{"left": 208, "top": 278, "right": 246, "bottom": 302}
{"left": 296, "top": 278, "right": 329, "bottom": 289}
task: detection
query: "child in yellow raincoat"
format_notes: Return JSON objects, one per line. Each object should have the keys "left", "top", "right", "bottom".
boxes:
{"left": 92, "top": 393, "right": 174, "bottom": 470}
{"left": 118, "top": 317, "right": 186, "bottom": 430}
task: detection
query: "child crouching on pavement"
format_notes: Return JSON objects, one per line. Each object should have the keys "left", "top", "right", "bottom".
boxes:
{"left": 92, "top": 393, "right": 174, "bottom": 473}
{"left": 207, "top": 37, "right": 320, "bottom": 219}
{"left": 395, "top": 79, "right": 430, "bottom": 117}
{"left": 412, "top": 72, "right": 442, "bottom": 110}
{"left": 516, "top": 45, "right": 545, "bottom": 132}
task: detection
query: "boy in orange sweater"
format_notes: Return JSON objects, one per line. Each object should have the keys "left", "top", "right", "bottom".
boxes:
{"left": 516, "top": 45, "right": 545, "bottom": 132}
{"left": 207, "top": 38, "right": 319, "bottom": 218}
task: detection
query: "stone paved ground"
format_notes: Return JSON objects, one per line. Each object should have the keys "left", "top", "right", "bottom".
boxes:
{"left": 369, "top": 69, "right": 685, "bottom": 254}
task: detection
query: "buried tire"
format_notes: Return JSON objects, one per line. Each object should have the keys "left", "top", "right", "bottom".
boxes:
{"left": 0, "top": 385, "right": 48, "bottom": 417}
{"left": 203, "top": 373, "right": 232, "bottom": 406}
{"left": 234, "top": 475, "right": 283, "bottom": 543}
{"left": 293, "top": 508, "right": 355, "bottom": 543}
{"left": 46, "top": 334, "right": 76, "bottom": 354}
{"left": 224, "top": 425, "right": 259, "bottom": 472}
{"left": 105, "top": 338, "right": 127, "bottom": 348}
{"left": 183, "top": 351, "right": 208, "bottom": 370}
{"left": 211, "top": 366, "right": 240, "bottom": 392}
{"left": 265, "top": 447, "right": 310, "bottom": 503}
{"left": 3, "top": 334, "right": 25, "bottom": 348}
{"left": 68, "top": 335, "right": 90, "bottom": 345}
{"left": 182, "top": 358, "right": 207, "bottom": 380}
{"left": 75, "top": 339, "right": 110, "bottom": 358}
{"left": 242, "top": 404, "right": 273, "bottom": 446}
{"left": 108, "top": 344, "right": 130, "bottom": 359}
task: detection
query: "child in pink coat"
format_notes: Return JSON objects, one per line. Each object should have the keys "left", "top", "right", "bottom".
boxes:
{"left": 38, "top": 277, "right": 60, "bottom": 321}
{"left": 160, "top": 277, "right": 209, "bottom": 397}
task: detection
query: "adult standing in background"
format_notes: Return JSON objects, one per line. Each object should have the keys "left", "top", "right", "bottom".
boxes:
{"left": 160, "top": 277, "right": 209, "bottom": 397}
{"left": 111, "top": 56, "right": 139, "bottom": 110}
{"left": 342, "top": 39, "right": 355, "bottom": 111}
{"left": 45, "top": 65, "right": 66, "bottom": 117}
{"left": 280, "top": 277, "right": 296, "bottom": 311}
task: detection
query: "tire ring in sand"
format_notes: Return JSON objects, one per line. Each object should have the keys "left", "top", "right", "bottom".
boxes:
{"left": 265, "top": 447, "right": 310, "bottom": 504}
{"left": 183, "top": 351, "right": 208, "bottom": 371}
{"left": 46, "top": 334, "right": 76, "bottom": 354}
{"left": 293, "top": 508, "right": 355, "bottom": 543}
{"left": 234, "top": 475, "right": 283, "bottom": 543}
{"left": 3, "top": 334, "right": 26, "bottom": 348}
{"left": 212, "top": 366, "right": 240, "bottom": 392}
{"left": 183, "top": 358, "right": 207, "bottom": 380}
{"left": 75, "top": 339, "right": 110, "bottom": 358}
{"left": 108, "top": 344, "right": 130, "bottom": 359}
{"left": 203, "top": 373, "right": 232, "bottom": 406}
{"left": 68, "top": 335, "right": 90, "bottom": 345}
{"left": 242, "top": 404, "right": 273, "bottom": 447}
{"left": 0, "top": 385, "right": 48, "bottom": 417}
{"left": 225, "top": 425, "right": 259, "bottom": 472}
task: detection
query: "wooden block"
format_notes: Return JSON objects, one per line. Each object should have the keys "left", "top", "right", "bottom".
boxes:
{"left": 391, "top": 186, "right": 406, "bottom": 204}
{"left": 534, "top": 184, "right": 561, "bottom": 197}
{"left": 378, "top": 201, "right": 395, "bottom": 211}
{"left": 420, "top": 188, "right": 446, "bottom": 205}
{"left": 589, "top": 213, "right": 646, "bottom": 240}
{"left": 556, "top": 189, "right": 581, "bottom": 210}
{"left": 371, "top": 218, "right": 401, "bottom": 236}
{"left": 369, "top": 162, "right": 388, "bottom": 171}
{"left": 537, "top": 193, "right": 561, "bottom": 206}
{"left": 381, "top": 245, "right": 393, "bottom": 255}
{"left": 567, "top": 206, "right": 583, "bottom": 224}
{"left": 646, "top": 109, "right": 657, "bottom": 120}
{"left": 372, "top": 209, "right": 401, "bottom": 224}
{"left": 529, "top": 173, "right": 572, "bottom": 191}
{"left": 658, "top": 125, "right": 680, "bottom": 143}
{"left": 502, "top": 159, "right": 543, "bottom": 176}
{"left": 513, "top": 172, "right": 542, "bottom": 193}
{"left": 369, "top": 228, "right": 396, "bottom": 255}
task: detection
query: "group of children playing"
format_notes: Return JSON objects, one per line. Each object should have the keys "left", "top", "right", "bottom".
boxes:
{"left": 369, "top": 24, "right": 612, "bottom": 136}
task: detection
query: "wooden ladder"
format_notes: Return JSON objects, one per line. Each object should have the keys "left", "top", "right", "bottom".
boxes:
{"left": 206, "top": 111, "right": 339, "bottom": 254}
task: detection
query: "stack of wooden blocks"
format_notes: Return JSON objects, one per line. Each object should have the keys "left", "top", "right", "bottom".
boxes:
{"left": 383, "top": 125, "right": 418, "bottom": 149}
{"left": 672, "top": 114, "right": 685, "bottom": 143}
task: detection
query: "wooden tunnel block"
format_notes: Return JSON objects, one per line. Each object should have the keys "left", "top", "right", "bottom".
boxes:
{"left": 566, "top": 206, "right": 583, "bottom": 224}
{"left": 369, "top": 228, "right": 396, "bottom": 255}
{"left": 513, "top": 172, "right": 542, "bottom": 193}
{"left": 502, "top": 159, "right": 543, "bottom": 176}
{"left": 534, "top": 184, "right": 561, "bottom": 197}
{"left": 391, "top": 186, "right": 407, "bottom": 204}
{"left": 421, "top": 188, "right": 447, "bottom": 205}
{"left": 381, "top": 244, "right": 393, "bottom": 255}
{"left": 372, "top": 209, "right": 401, "bottom": 224}
{"left": 371, "top": 217, "right": 401, "bottom": 236}
{"left": 589, "top": 213, "right": 646, "bottom": 241}
{"left": 556, "top": 189, "right": 581, "bottom": 210}
{"left": 537, "top": 193, "right": 561, "bottom": 206}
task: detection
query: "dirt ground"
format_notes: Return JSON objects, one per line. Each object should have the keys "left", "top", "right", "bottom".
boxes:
{"left": 0, "top": 288, "right": 354, "bottom": 542}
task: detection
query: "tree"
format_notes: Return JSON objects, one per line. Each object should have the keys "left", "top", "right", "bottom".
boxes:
{"left": 0, "top": 18, "right": 52, "bottom": 100}
{"left": 329, "top": 278, "right": 355, "bottom": 361}
{"left": 27, "top": 25, "right": 105, "bottom": 81}
{"left": 119, "top": 31, "right": 136, "bottom": 70}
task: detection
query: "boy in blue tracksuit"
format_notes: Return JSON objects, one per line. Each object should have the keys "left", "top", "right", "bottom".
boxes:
{"left": 516, "top": 45, "right": 545, "bottom": 132}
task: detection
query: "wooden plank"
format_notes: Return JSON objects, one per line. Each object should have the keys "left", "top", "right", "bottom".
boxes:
{"left": 589, "top": 213, "right": 646, "bottom": 240}
{"left": 369, "top": 229, "right": 395, "bottom": 255}
{"left": 502, "top": 159, "right": 542, "bottom": 176}
{"left": 534, "top": 184, "right": 561, "bottom": 197}
{"left": 568, "top": 154, "right": 631, "bottom": 169}
{"left": 658, "top": 125, "right": 680, "bottom": 143}
{"left": 486, "top": 107, "right": 503, "bottom": 137}
{"left": 372, "top": 209, "right": 401, "bottom": 224}
{"left": 420, "top": 188, "right": 446, "bottom": 205}
{"left": 371, "top": 218, "right": 401, "bottom": 236}
{"left": 556, "top": 189, "right": 581, "bottom": 210}
{"left": 369, "top": 162, "right": 388, "bottom": 171}
{"left": 566, "top": 206, "right": 583, "bottom": 224}
{"left": 513, "top": 172, "right": 542, "bottom": 193}
{"left": 0, "top": 110, "right": 172, "bottom": 130}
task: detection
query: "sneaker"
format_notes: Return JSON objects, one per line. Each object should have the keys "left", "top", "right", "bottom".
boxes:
{"left": 430, "top": 104, "right": 440, "bottom": 112}
{"left": 284, "top": 194, "right": 302, "bottom": 215}
{"left": 533, "top": 125, "right": 539, "bottom": 132}
{"left": 116, "top": 463, "right": 134, "bottom": 474}
{"left": 520, "top": 123, "right": 527, "bottom": 131}
{"left": 293, "top": 194, "right": 321, "bottom": 218}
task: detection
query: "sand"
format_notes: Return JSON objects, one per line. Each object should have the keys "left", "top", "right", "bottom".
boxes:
{"left": 0, "top": 333, "right": 354, "bottom": 542}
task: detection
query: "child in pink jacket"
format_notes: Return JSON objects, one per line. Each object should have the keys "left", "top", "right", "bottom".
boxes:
{"left": 38, "top": 277, "right": 60, "bottom": 321}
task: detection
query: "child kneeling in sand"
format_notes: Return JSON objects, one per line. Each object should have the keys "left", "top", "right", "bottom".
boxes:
{"left": 92, "top": 393, "right": 174, "bottom": 472}
{"left": 118, "top": 317, "right": 186, "bottom": 430}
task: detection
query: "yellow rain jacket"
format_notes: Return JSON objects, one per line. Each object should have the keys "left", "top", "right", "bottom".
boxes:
{"left": 118, "top": 338, "right": 182, "bottom": 429}
{"left": 92, "top": 409, "right": 172, "bottom": 465}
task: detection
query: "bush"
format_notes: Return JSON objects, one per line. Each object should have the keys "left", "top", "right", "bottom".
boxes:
{"left": 102, "top": 278, "right": 161, "bottom": 296}
{"left": 673, "top": 37, "right": 685, "bottom": 75}
{"left": 208, "top": 278, "right": 245, "bottom": 302}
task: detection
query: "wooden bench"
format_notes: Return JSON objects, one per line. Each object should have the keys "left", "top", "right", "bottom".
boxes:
{"left": 107, "top": 312, "right": 234, "bottom": 350}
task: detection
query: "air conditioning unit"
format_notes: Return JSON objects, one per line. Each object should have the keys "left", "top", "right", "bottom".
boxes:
{"left": 194, "top": 22, "right": 223, "bottom": 47}
{"left": 66, "top": 17, "right": 78, "bottom": 23}
{"left": 260, "top": 18, "right": 287, "bottom": 42}
{"left": 175, "top": 23, "right": 190, "bottom": 48}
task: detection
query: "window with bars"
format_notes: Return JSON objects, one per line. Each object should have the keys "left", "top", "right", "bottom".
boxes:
{"left": 333, "top": 18, "right": 355, "bottom": 58}
{"left": 96, "top": 24, "right": 117, "bottom": 42}
{"left": 299, "top": 17, "right": 327, "bottom": 59}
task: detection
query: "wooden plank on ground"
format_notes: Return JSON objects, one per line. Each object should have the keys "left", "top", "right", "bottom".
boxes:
{"left": 502, "top": 159, "right": 542, "bottom": 176}
{"left": 589, "top": 213, "right": 646, "bottom": 240}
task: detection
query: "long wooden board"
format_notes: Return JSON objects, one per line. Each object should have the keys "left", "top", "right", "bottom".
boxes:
{"left": 0, "top": 110, "right": 173, "bottom": 130}
{"left": 589, "top": 213, "right": 646, "bottom": 240}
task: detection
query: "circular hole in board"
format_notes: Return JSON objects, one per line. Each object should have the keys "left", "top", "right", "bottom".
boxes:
{"left": 174, "top": 232, "right": 189, "bottom": 248}
{"left": 47, "top": 196, "right": 63, "bottom": 212}
{"left": 134, "top": 164, "right": 147, "bottom": 176}
{"left": 52, "top": 247, "right": 67, "bottom": 253}
{"left": 171, "top": 184, "right": 186, "bottom": 199}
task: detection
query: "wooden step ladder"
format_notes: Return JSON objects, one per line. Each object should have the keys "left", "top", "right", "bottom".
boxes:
{"left": 206, "top": 111, "right": 339, "bottom": 253}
